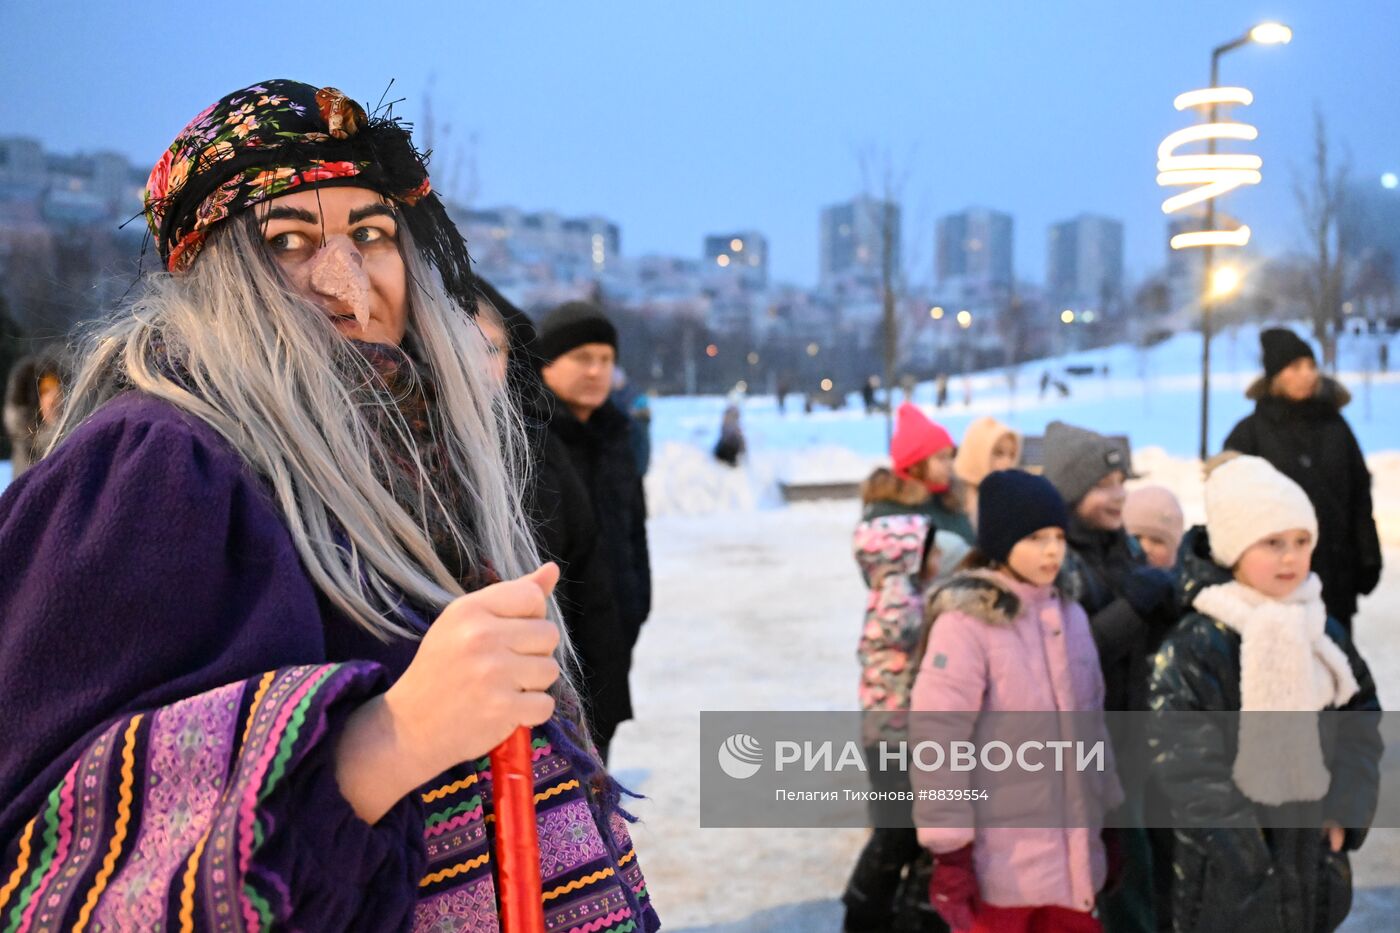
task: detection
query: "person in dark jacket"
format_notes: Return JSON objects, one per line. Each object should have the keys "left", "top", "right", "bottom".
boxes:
{"left": 1223, "top": 328, "right": 1382, "bottom": 632}
{"left": 1148, "top": 454, "right": 1381, "bottom": 933}
{"left": 1043, "top": 420, "right": 1178, "bottom": 933}
{"left": 2, "top": 350, "right": 65, "bottom": 477}
{"left": 538, "top": 301, "right": 652, "bottom": 752}
{"left": 474, "top": 279, "right": 634, "bottom": 762}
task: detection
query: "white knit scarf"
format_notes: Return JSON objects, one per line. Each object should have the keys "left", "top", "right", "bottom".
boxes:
{"left": 1192, "top": 574, "right": 1359, "bottom": 805}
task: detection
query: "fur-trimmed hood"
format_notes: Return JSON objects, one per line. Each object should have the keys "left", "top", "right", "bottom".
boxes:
{"left": 925, "top": 567, "right": 1080, "bottom": 628}
{"left": 1244, "top": 373, "right": 1351, "bottom": 409}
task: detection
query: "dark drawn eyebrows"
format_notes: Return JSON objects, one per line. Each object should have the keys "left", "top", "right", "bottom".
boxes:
{"left": 348, "top": 203, "right": 397, "bottom": 225}
{"left": 257, "top": 200, "right": 397, "bottom": 227}
{"left": 261, "top": 205, "right": 318, "bottom": 224}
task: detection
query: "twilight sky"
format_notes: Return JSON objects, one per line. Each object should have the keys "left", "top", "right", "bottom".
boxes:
{"left": 2, "top": 0, "right": 1397, "bottom": 288}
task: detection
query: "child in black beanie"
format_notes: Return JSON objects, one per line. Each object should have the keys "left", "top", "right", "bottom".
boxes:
{"left": 911, "top": 470, "right": 1122, "bottom": 933}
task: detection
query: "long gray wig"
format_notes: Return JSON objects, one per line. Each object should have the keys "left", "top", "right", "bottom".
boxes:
{"left": 54, "top": 215, "right": 581, "bottom": 696}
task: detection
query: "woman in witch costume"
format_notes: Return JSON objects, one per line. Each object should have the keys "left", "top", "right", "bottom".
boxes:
{"left": 0, "top": 80, "right": 659, "bottom": 932}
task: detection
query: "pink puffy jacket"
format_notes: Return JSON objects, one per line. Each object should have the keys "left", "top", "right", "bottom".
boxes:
{"left": 910, "top": 569, "right": 1123, "bottom": 914}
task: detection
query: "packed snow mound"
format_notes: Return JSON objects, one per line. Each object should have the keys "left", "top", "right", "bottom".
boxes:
{"left": 645, "top": 443, "right": 773, "bottom": 516}
{"left": 643, "top": 443, "right": 882, "bottom": 517}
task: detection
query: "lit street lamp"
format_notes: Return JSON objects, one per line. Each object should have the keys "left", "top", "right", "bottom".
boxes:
{"left": 1193, "top": 21, "right": 1291, "bottom": 460}
{"left": 1210, "top": 265, "right": 1243, "bottom": 300}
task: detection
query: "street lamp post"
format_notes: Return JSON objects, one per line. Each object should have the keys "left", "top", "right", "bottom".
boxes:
{"left": 1194, "top": 22, "right": 1291, "bottom": 460}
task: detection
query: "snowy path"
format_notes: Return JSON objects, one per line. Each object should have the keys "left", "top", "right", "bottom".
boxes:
{"left": 613, "top": 499, "right": 1400, "bottom": 931}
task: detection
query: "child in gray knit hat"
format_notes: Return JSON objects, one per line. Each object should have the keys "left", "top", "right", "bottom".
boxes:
{"left": 1041, "top": 420, "right": 1177, "bottom": 932}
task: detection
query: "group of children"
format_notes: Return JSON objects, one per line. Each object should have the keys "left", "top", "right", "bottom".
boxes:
{"left": 846, "top": 401, "right": 1381, "bottom": 933}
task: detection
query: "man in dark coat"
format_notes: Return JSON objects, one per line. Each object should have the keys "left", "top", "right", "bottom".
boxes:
{"left": 537, "top": 300, "right": 651, "bottom": 760}
{"left": 474, "top": 280, "right": 634, "bottom": 762}
{"left": 1223, "top": 328, "right": 1382, "bottom": 632}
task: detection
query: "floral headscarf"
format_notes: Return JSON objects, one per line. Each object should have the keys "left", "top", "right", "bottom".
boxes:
{"left": 143, "top": 79, "right": 476, "bottom": 312}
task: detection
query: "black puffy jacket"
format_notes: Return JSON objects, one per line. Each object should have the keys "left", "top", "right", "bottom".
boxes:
{"left": 1146, "top": 527, "right": 1382, "bottom": 933}
{"left": 1062, "top": 517, "right": 1178, "bottom": 715}
{"left": 1223, "top": 376, "right": 1382, "bottom": 624}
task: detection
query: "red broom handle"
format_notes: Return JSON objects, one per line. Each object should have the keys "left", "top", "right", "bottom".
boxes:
{"left": 491, "top": 726, "right": 545, "bottom": 933}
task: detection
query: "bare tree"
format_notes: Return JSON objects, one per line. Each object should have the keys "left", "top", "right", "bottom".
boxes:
{"left": 1294, "top": 109, "right": 1350, "bottom": 370}
{"left": 857, "top": 146, "right": 914, "bottom": 444}
{"left": 992, "top": 290, "right": 1029, "bottom": 413}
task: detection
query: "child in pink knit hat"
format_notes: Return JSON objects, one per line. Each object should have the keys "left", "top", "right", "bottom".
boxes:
{"left": 1123, "top": 485, "right": 1185, "bottom": 570}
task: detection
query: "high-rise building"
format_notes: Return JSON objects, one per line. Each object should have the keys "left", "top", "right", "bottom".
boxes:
{"left": 704, "top": 231, "right": 768, "bottom": 288}
{"left": 1047, "top": 214, "right": 1124, "bottom": 313}
{"left": 936, "top": 207, "right": 1014, "bottom": 302}
{"left": 819, "top": 195, "right": 900, "bottom": 291}
{"left": 455, "top": 206, "right": 620, "bottom": 281}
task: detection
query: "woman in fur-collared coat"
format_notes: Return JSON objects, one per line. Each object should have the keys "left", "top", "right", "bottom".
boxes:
{"left": 1223, "top": 328, "right": 1382, "bottom": 631}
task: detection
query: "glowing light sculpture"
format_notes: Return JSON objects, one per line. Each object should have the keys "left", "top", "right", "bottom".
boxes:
{"left": 1157, "top": 86, "right": 1260, "bottom": 248}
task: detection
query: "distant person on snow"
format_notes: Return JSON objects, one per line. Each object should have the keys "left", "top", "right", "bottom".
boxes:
{"left": 862, "top": 375, "right": 880, "bottom": 414}
{"left": 713, "top": 403, "right": 746, "bottom": 467}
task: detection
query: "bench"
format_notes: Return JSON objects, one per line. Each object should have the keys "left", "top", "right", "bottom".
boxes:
{"left": 778, "top": 480, "right": 863, "bottom": 503}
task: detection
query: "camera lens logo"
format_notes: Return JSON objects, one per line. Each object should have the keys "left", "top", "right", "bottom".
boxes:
{"left": 717, "top": 734, "right": 763, "bottom": 780}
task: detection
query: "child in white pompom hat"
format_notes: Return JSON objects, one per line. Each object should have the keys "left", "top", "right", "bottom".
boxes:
{"left": 1147, "top": 453, "right": 1381, "bottom": 933}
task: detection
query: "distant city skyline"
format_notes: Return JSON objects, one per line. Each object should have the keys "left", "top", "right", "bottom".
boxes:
{"left": 3, "top": 2, "right": 1398, "bottom": 288}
